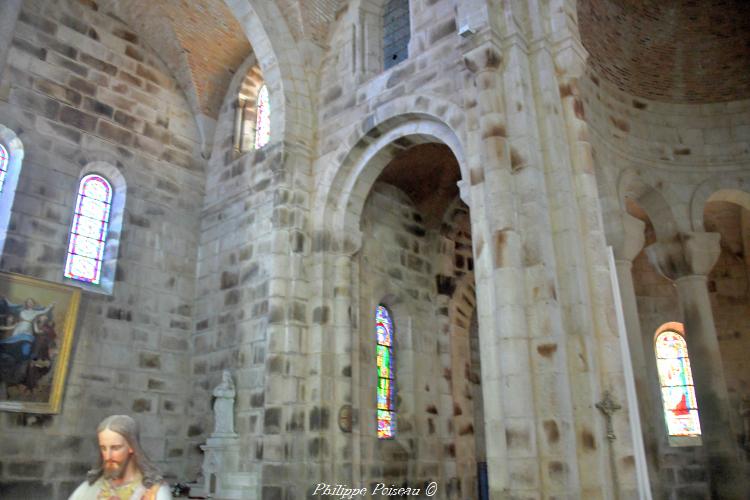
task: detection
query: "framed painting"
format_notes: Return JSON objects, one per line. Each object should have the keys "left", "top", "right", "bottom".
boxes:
{"left": 0, "top": 272, "right": 81, "bottom": 413}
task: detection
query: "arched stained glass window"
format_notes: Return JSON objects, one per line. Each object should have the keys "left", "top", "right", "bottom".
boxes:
{"left": 64, "top": 174, "right": 113, "bottom": 284}
{"left": 254, "top": 85, "right": 270, "bottom": 149}
{"left": 376, "top": 305, "right": 396, "bottom": 439}
{"left": 0, "top": 143, "right": 9, "bottom": 192}
{"left": 655, "top": 326, "right": 701, "bottom": 439}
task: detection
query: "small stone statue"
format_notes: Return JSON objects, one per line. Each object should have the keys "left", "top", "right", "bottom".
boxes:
{"left": 212, "top": 369, "right": 236, "bottom": 436}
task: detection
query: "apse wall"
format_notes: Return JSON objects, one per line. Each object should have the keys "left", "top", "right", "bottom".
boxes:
{"left": 581, "top": 66, "right": 750, "bottom": 217}
{"left": 582, "top": 67, "right": 750, "bottom": 499}
{"left": 0, "top": 1, "right": 202, "bottom": 497}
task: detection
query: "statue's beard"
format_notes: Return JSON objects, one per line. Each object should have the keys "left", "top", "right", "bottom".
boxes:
{"left": 102, "top": 454, "right": 131, "bottom": 480}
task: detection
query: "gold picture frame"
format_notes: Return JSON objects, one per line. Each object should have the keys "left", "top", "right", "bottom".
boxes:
{"left": 0, "top": 272, "right": 81, "bottom": 413}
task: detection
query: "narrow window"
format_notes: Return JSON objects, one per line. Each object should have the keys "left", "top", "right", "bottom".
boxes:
{"left": 254, "top": 85, "right": 270, "bottom": 149}
{"left": 0, "top": 142, "right": 8, "bottom": 192}
{"left": 655, "top": 324, "right": 702, "bottom": 442}
{"left": 383, "top": 0, "right": 410, "bottom": 70}
{"left": 64, "top": 174, "right": 113, "bottom": 284}
{"left": 376, "top": 305, "right": 396, "bottom": 439}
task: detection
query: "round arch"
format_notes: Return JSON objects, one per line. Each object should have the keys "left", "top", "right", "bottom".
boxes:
{"left": 226, "top": 0, "right": 314, "bottom": 150}
{"left": 690, "top": 175, "right": 750, "bottom": 231}
{"left": 617, "top": 168, "right": 682, "bottom": 239}
{"left": 314, "top": 95, "right": 469, "bottom": 241}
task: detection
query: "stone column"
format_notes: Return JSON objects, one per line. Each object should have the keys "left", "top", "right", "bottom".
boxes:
{"left": 647, "top": 232, "right": 748, "bottom": 499}
{"left": 462, "top": 40, "right": 524, "bottom": 498}
{"left": 610, "top": 215, "right": 648, "bottom": 406}
{"left": 609, "top": 213, "right": 662, "bottom": 485}
{"left": 331, "top": 251, "right": 355, "bottom": 486}
{"left": 0, "top": 0, "right": 22, "bottom": 79}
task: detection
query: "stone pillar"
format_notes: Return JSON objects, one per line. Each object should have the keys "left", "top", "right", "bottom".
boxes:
{"left": 647, "top": 232, "right": 748, "bottom": 499}
{"left": 610, "top": 214, "right": 648, "bottom": 405}
{"left": 0, "top": 0, "right": 22, "bottom": 79}
{"left": 330, "top": 251, "right": 355, "bottom": 486}
{"left": 462, "top": 40, "right": 524, "bottom": 498}
{"left": 609, "top": 213, "right": 662, "bottom": 486}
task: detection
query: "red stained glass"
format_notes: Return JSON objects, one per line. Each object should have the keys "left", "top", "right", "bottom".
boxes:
{"left": 0, "top": 143, "right": 8, "bottom": 193}
{"left": 254, "top": 85, "right": 270, "bottom": 149}
{"left": 376, "top": 305, "right": 396, "bottom": 438}
{"left": 64, "top": 175, "right": 112, "bottom": 284}
{"left": 656, "top": 329, "right": 701, "bottom": 437}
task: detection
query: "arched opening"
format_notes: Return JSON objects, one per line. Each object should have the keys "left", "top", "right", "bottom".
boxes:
{"left": 624, "top": 196, "right": 709, "bottom": 493}
{"left": 703, "top": 195, "right": 750, "bottom": 454}
{"left": 357, "top": 141, "right": 484, "bottom": 498}
{"left": 232, "top": 64, "right": 268, "bottom": 154}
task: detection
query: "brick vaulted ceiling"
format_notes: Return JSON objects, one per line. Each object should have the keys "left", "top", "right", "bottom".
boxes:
{"left": 92, "top": 0, "right": 345, "bottom": 120}
{"left": 96, "top": 0, "right": 251, "bottom": 119}
{"left": 578, "top": 0, "right": 750, "bottom": 103}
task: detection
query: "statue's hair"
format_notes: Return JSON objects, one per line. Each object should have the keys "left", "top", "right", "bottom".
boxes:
{"left": 86, "top": 414, "right": 164, "bottom": 488}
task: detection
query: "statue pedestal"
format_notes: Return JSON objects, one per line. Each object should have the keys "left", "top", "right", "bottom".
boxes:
{"left": 191, "top": 435, "right": 256, "bottom": 499}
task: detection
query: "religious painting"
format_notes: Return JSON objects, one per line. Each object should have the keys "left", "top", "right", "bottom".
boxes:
{"left": 0, "top": 272, "right": 81, "bottom": 413}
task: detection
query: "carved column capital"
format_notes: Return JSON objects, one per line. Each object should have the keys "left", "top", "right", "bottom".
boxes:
{"left": 552, "top": 36, "right": 589, "bottom": 81}
{"left": 608, "top": 213, "right": 646, "bottom": 263}
{"left": 645, "top": 232, "right": 721, "bottom": 281}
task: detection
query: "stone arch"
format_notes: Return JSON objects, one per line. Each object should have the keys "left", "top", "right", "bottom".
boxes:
{"left": 618, "top": 168, "right": 682, "bottom": 239}
{"left": 213, "top": 50, "right": 263, "bottom": 156}
{"left": 689, "top": 175, "right": 750, "bottom": 231}
{"left": 0, "top": 124, "right": 24, "bottom": 257}
{"left": 226, "top": 1, "right": 314, "bottom": 150}
{"left": 315, "top": 95, "right": 468, "bottom": 242}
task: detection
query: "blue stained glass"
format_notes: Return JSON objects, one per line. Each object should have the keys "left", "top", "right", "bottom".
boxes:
{"left": 77, "top": 196, "right": 109, "bottom": 221}
{"left": 81, "top": 175, "right": 110, "bottom": 201}
{"left": 378, "top": 409, "right": 395, "bottom": 439}
{"left": 376, "top": 305, "right": 395, "bottom": 439}
{"left": 74, "top": 215, "right": 107, "bottom": 240}
{"left": 65, "top": 174, "right": 113, "bottom": 285}
{"left": 0, "top": 143, "right": 8, "bottom": 193}
{"left": 376, "top": 306, "right": 392, "bottom": 346}
{"left": 656, "top": 329, "right": 701, "bottom": 437}
{"left": 66, "top": 254, "right": 99, "bottom": 283}
{"left": 70, "top": 234, "right": 105, "bottom": 260}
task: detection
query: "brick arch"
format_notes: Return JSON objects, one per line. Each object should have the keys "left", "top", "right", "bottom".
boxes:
{"left": 225, "top": 1, "right": 314, "bottom": 150}
{"left": 618, "top": 168, "right": 682, "bottom": 240}
{"left": 690, "top": 174, "right": 750, "bottom": 232}
{"left": 315, "top": 95, "right": 468, "bottom": 244}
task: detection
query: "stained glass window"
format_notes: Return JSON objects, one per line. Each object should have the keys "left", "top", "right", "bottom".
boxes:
{"left": 254, "top": 85, "right": 270, "bottom": 149}
{"left": 0, "top": 143, "right": 8, "bottom": 193}
{"left": 376, "top": 305, "right": 396, "bottom": 439}
{"left": 656, "top": 329, "right": 701, "bottom": 438}
{"left": 64, "top": 174, "right": 113, "bottom": 284}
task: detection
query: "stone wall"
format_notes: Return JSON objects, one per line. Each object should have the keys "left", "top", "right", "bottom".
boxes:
{"left": 359, "top": 183, "right": 445, "bottom": 492}
{"left": 587, "top": 65, "right": 750, "bottom": 499}
{"left": 705, "top": 202, "right": 750, "bottom": 440}
{"left": 0, "top": 1, "right": 202, "bottom": 498}
{"left": 186, "top": 50, "right": 283, "bottom": 492}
